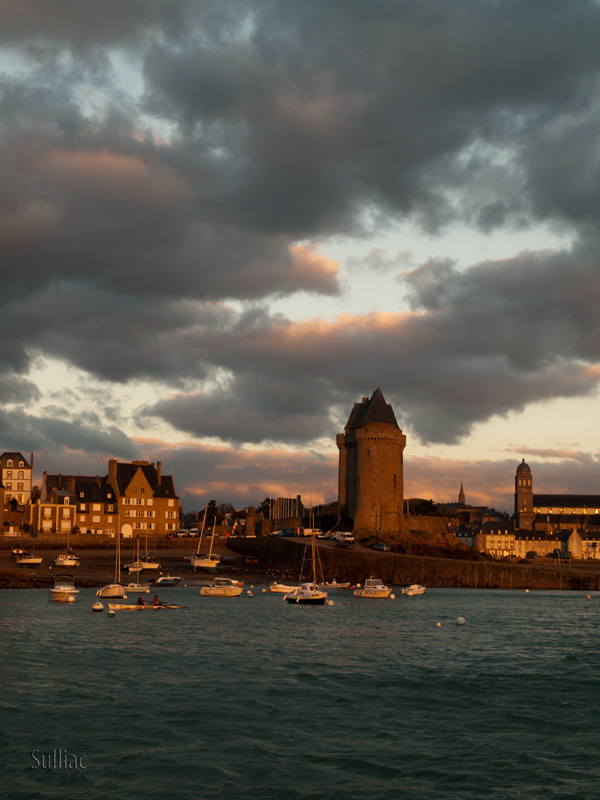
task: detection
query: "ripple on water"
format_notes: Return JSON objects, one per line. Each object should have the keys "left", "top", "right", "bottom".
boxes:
{"left": 3, "top": 587, "right": 600, "bottom": 800}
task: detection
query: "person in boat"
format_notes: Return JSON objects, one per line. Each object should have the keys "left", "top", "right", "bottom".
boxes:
{"left": 137, "top": 594, "right": 146, "bottom": 606}
{"left": 152, "top": 595, "right": 160, "bottom": 606}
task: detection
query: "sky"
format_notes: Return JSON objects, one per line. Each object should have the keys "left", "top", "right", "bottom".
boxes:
{"left": 2, "top": 0, "right": 600, "bottom": 513}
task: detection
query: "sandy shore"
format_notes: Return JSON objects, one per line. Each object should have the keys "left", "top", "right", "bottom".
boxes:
{"left": 0, "top": 542, "right": 296, "bottom": 589}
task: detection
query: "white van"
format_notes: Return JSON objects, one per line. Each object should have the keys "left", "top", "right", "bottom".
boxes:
{"left": 302, "top": 528, "right": 323, "bottom": 537}
{"left": 335, "top": 531, "right": 355, "bottom": 544}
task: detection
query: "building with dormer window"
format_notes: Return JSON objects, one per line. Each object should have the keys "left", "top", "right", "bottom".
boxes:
{"left": 107, "top": 459, "right": 179, "bottom": 537}
{"left": 0, "top": 452, "right": 33, "bottom": 505}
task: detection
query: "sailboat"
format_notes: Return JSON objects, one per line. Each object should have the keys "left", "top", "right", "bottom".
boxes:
{"left": 284, "top": 535, "right": 328, "bottom": 605}
{"left": 54, "top": 526, "right": 80, "bottom": 567}
{"left": 124, "top": 530, "right": 160, "bottom": 572}
{"left": 16, "top": 540, "right": 43, "bottom": 566}
{"left": 96, "top": 531, "right": 127, "bottom": 598}
{"left": 189, "top": 518, "right": 220, "bottom": 571}
{"left": 186, "top": 508, "right": 207, "bottom": 564}
{"left": 124, "top": 540, "right": 151, "bottom": 591}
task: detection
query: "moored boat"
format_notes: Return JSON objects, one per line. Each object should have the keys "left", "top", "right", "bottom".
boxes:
{"left": 199, "top": 578, "right": 243, "bottom": 596}
{"left": 269, "top": 582, "right": 298, "bottom": 593}
{"left": 151, "top": 575, "right": 182, "bottom": 587}
{"left": 402, "top": 584, "right": 426, "bottom": 596}
{"left": 16, "top": 553, "right": 43, "bottom": 566}
{"left": 124, "top": 582, "right": 150, "bottom": 591}
{"left": 284, "top": 535, "right": 328, "bottom": 605}
{"left": 49, "top": 574, "right": 80, "bottom": 602}
{"left": 54, "top": 553, "right": 80, "bottom": 568}
{"left": 353, "top": 577, "right": 392, "bottom": 599}
{"left": 97, "top": 583, "right": 128, "bottom": 598}
{"left": 190, "top": 518, "right": 220, "bottom": 570}
{"left": 324, "top": 579, "right": 351, "bottom": 589}
{"left": 97, "top": 532, "right": 127, "bottom": 598}
{"left": 284, "top": 582, "right": 328, "bottom": 605}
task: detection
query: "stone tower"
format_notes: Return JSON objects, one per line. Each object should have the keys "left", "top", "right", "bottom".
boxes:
{"left": 337, "top": 388, "right": 406, "bottom": 533}
{"left": 458, "top": 482, "right": 466, "bottom": 505}
{"left": 514, "top": 459, "right": 535, "bottom": 530}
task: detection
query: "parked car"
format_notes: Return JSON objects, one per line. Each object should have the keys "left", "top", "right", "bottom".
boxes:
{"left": 336, "top": 540, "right": 354, "bottom": 550}
{"left": 370, "top": 542, "right": 391, "bottom": 552}
{"left": 335, "top": 532, "right": 355, "bottom": 544}
{"left": 526, "top": 551, "right": 539, "bottom": 559}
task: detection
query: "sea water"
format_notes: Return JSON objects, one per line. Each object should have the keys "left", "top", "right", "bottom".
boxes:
{"left": 2, "top": 586, "right": 600, "bottom": 800}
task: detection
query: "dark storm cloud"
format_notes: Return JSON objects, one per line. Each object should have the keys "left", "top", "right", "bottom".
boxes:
{"left": 0, "top": 407, "right": 138, "bottom": 461}
{"left": 3, "top": 1, "right": 600, "bottom": 456}
{"left": 144, "top": 237, "right": 600, "bottom": 445}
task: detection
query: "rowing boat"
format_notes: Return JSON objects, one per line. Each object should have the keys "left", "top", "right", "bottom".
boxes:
{"left": 107, "top": 603, "right": 189, "bottom": 611}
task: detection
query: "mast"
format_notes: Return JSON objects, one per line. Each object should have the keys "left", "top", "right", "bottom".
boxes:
{"left": 195, "top": 507, "right": 207, "bottom": 557}
{"left": 115, "top": 531, "right": 121, "bottom": 584}
{"left": 208, "top": 519, "right": 216, "bottom": 558}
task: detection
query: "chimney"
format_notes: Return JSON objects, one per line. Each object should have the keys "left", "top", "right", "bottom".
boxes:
{"left": 362, "top": 397, "right": 368, "bottom": 404}
{"left": 96, "top": 475, "right": 101, "bottom": 487}
{"left": 30, "top": 452, "right": 34, "bottom": 469}
{"left": 108, "top": 459, "right": 117, "bottom": 487}
{"left": 58, "top": 473, "right": 62, "bottom": 489}
{"left": 157, "top": 461, "right": 162, "bottom": 485}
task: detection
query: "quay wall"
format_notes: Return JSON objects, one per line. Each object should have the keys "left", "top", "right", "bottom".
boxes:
{"left": 227, "top": 537, "right": 600, "bottom": 591}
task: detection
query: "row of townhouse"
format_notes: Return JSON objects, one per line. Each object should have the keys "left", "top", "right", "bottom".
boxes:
{"left": 456, "top": 520, "right": 600, "bottom": 560}
{"left": 1, "top": 453, "right": 181, "bottom": 537}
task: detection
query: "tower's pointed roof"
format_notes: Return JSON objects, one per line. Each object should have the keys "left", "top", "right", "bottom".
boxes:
{"left": 349, "top": 388, "right": 399, "bottom": 429}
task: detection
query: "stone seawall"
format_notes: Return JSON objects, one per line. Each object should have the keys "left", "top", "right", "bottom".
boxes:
{"left": 227, "top": 536, "right": 600, "bottom": 591}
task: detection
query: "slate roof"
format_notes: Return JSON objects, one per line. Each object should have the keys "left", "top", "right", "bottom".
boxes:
{"left": 44, "top": 474, "right": 114, "bottom": 503}
{"left": 115, "top": 462, "right": 178, "bottom": 499}
{"left": 346, "top": 388, "right": 399, "bottom": 430}
{"left": 533, "top": 494, "right": 600, "bottom": 508}
{"left": 0, "top": 452, "right": 31, "bottom": 468}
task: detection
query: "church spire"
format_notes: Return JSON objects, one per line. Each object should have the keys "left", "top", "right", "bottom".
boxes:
{"left": 458, "top": 481, "right": 465, "bottom": 505}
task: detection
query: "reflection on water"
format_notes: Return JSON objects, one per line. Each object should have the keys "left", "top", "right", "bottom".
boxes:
{"left": 2, "top": 587, "right": 600, "bottom": 799}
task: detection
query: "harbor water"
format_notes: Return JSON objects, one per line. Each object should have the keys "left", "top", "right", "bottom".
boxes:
{"left": 2, "top": 586, "right": 600, "bottom": 799}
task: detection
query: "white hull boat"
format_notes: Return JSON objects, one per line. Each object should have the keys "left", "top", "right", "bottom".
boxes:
{"left": 324, "top": 580, "right": 351, "bottom": 589}
{"left": 284, "top": 582, "right": 328, "bottom": 605}
{"left": 124, "top": 559, "right": 161, "bottom": 571}
{"left": 200, "top": 578, "right": 243, "bottom": 597}
{"left": 189, "top": 554, "right": 220, "bottom": 570}
{"left": 270, "top": 582, "right": 298, "bottom": 593}
{"left": 283, "top": 535, "right": 329, "bottom": 605}
{"left": 190, "top": 517, "right": 220, "bottom": 571}
{"left": 96, "top": 583, "right": 128, "bottom": 598}
{"left": 403, "top": 584, "right": 426, "bottom": 596}
{"left": 353, "top": 577, "right": 392, "bottom": 599}
{"left": 54, "top": 554, "right": 80, "bottom": 568}
{"left": 50, "top": 574, "right": 80, "bottom": 602}
{"left": 151, "top": 575, "right": 182, "bottom": 586}
{"left": 17, "top": 555, "right": 43, "bottom": 566}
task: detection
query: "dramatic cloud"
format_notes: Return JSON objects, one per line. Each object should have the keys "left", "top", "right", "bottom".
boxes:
{"left": 3, "top": 1, "right": 600, "bottom": 505}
